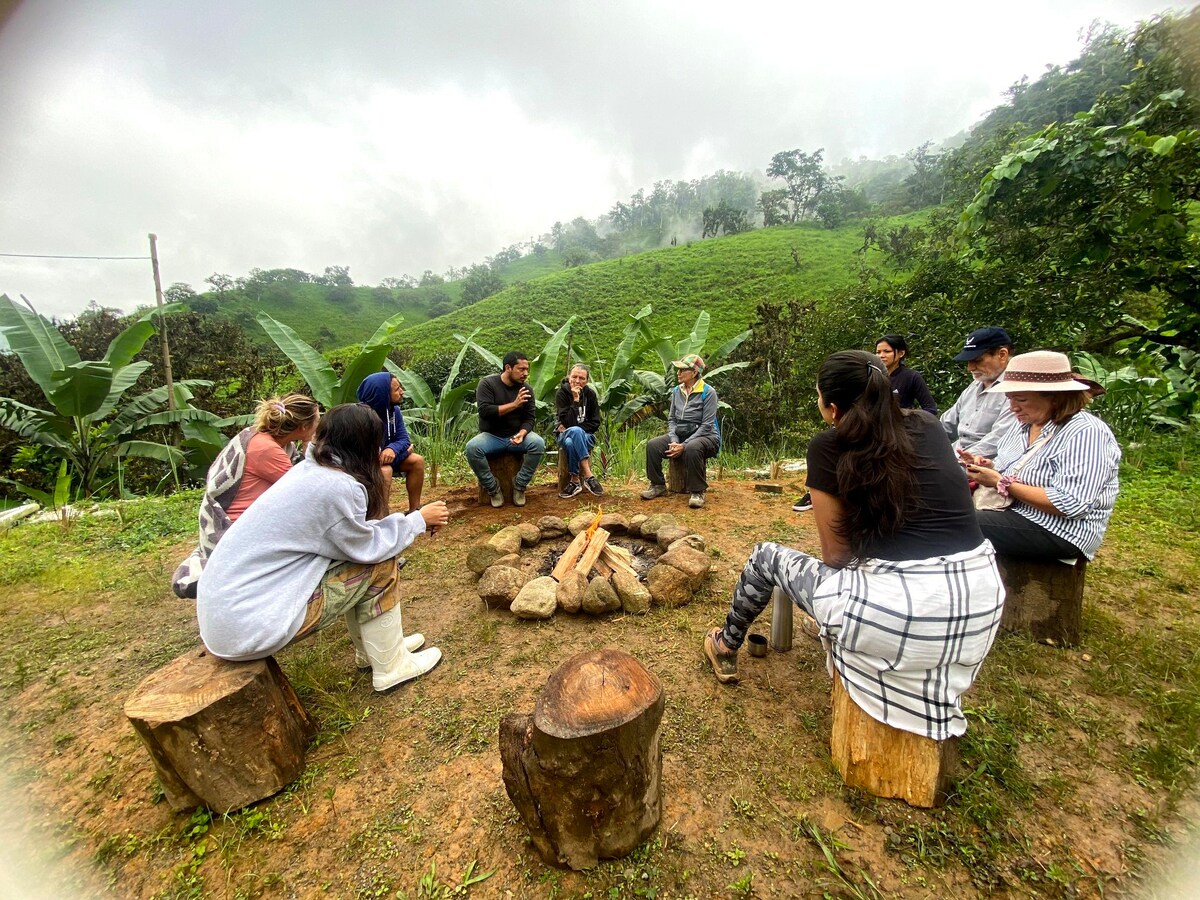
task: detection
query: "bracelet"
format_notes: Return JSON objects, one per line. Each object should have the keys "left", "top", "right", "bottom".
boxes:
{"left": 996, "top": 474, "right": 1017, "bottom": 497}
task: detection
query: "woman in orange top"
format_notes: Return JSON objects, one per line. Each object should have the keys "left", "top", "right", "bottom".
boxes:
{"left": 226, "top": 395, "right": 321, "bottom": 520}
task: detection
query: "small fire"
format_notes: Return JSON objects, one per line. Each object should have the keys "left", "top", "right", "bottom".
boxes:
{"left": 584, "top": 507, "right": 603, "bottom": 542}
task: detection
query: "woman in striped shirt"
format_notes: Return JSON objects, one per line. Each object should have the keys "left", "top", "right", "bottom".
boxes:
{"left": 965, "top": 351, "right": 1120, "bottom": 561}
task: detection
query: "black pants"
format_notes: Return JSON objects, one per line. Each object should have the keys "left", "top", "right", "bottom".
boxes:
{"left": 646, "top": 434, "right": 719, "bottom": 494}
{"left": 976, "top": 508, "right": 1081, "bottom": 560}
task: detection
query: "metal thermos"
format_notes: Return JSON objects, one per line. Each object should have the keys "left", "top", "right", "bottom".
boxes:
{"left": 769, "top": 586, "right": 793, "bottom": 651}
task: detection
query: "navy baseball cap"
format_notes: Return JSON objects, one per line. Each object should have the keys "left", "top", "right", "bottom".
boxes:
{"left": 954, "top": 327, "right": 1013, "bottom": 362}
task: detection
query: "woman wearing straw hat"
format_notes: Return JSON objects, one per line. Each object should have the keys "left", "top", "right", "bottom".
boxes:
{"left": 965, "top": 350, "right": 1120, "bottom": 562}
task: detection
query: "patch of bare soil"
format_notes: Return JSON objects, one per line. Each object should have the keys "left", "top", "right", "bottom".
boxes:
{"left": 0, "top": 474, "right": 1195, "bottom": 898}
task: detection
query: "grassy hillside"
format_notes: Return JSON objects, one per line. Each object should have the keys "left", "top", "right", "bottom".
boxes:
{"left": 394, "top": 223, "right": 872, "bottom": 364}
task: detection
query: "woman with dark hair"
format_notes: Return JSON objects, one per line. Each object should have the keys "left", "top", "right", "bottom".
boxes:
{"left": 704, "top": 351, "right": 1004, "bottom": 742}
{"left": 197, "top": 404, "right": 450, "bottom": 691}
{"left": 876, "top": 334, "right": 937, "bottom": 415}
{"left": 965, "top": 351, "right": 1120, "bottom": 561}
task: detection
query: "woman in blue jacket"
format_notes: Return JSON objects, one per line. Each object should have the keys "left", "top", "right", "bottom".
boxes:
{"left": 357, "top": 372, "right": 425, "bottom": 512}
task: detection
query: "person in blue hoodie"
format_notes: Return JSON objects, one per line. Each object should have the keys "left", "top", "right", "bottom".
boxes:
{"left": 357, "top": 372, "right": 425, "bottom": 512}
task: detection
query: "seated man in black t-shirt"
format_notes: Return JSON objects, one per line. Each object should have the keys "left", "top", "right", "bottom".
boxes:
{"left": 464, "top": 352, "right": 546, "bottom": 508}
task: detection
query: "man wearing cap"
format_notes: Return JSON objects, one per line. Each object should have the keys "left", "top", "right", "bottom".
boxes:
{"left": 641, "top": 354, "right": 720, "bottom": 509}
{"left": 941, "top": 327, "right": 1017, "bottom": 461}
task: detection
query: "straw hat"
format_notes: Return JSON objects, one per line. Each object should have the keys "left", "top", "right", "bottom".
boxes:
{"left": 986, "top": 351, "right": 1096, "bottom": 393}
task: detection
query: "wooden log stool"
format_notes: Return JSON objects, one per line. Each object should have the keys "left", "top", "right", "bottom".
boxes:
{"left": 556, "top": 448, "right": 571, "bottom": 492}
{"left": 830, "top": 672, "right": 957, "bottom": 808}
{"left": 125, "top": 647, "right": 316, "bottom": 813}
{"left": 996, "top": 554, "right": 1087, "bottom": 646}
{"left": 499, "top": 648, "right": 664, "bottom": 869}
{"left": 477, "top": 453, "right": 524, "bottom": 504}
{"left": 667, "top": 457, "right": 688, "bottom": 493}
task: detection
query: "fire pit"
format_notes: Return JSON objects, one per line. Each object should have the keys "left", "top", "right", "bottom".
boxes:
{"left": 467, "top": 509, "right": 713, "bottom": 620}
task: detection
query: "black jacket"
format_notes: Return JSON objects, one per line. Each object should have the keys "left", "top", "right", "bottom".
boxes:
{"left": 554, "top": 379, "right": 601, "bottom": 434}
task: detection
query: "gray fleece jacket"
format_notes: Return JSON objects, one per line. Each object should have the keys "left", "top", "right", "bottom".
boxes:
{"left": 667, "top": 380, "right": 720, "bottom": 448}
{"left": 197, "top": 457, "right": 425, "bottom": 661}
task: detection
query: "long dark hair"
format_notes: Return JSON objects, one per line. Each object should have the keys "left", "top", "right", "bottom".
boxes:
{"left": 310, "top": 404, "right": 389, "bottom": 519}
{"left": 817, "top": 350, "right": 917, "bottom": 558}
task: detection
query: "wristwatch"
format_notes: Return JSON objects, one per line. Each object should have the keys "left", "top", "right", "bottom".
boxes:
{"left": 996, "top": 474, "right": 1017, "bottom": 497}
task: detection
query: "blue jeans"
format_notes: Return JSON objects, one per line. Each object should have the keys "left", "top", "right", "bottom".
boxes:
{"left": 556, "top": 426, "right": 595, "bottom": 476}
{"left": 464, "top": 431, "right": 546, "bottom": 493}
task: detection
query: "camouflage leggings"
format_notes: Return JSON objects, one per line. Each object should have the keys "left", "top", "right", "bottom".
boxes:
{"left": 291, "top": 556, "right": 405, "bottom": 644}
{"left": 718, "top": 542, "right": 837, "bottom": 651}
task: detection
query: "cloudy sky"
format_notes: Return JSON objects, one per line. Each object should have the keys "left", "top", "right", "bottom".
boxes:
{"left": 0, "top": 0, "right": 1183, "bottom": 319}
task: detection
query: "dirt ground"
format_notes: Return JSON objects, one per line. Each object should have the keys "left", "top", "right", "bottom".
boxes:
{"left": 0, "top": 475, "right": 1197, "bottom": 899}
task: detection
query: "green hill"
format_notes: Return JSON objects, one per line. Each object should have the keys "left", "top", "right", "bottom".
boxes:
{"left": 393, "top": 222, "right": 875, "bottom": 364}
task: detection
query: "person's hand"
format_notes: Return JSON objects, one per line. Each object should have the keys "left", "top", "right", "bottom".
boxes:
{"left": 517, "top": 386, "right": 532, "bottom": 405}
{"left": 419, "top": 500, "right": 450, "bottom": 532}
{"left": 665, "top": 441, "right": 684, "bottom": 458}
{"left": 380, "top": 448, "right": 396, "bottom": 465}
{"left": 510, "top": 429, "right": 527, "bottom": 445}
{"left": 966, "top": 464, "right": 1001, "bottom": 488}
{"left": 556, "top": 424, "right": 565, "bottom": 433}
{"left": 570, "top": 386, "right": 581, "bottom": 402}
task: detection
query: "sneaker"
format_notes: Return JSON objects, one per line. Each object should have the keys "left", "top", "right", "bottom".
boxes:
{"left": 703, "top": 627, "right": 739, "bottom": 685}
{"left": 792, "top": 492, "right": 812, "bottom": 512}
{"left": 512, "top": 488, "right": 526, "bottom": 507}
{"left": 559, "top": 481, "right": 583, "bottom": 499}
{"left": 640, "top": 484, "right": 667, "bottom": 501}
{"left": 689, "top": 492, "right": 705, "bottom": 509}
{"left": 583, "top": 476, "right": 604, "bottom": 496}
{"left": 488, "top": 488, "right": 503, "bottom": 508}
{"left": 800, "top": 612, "right": 821, "bottom": 641}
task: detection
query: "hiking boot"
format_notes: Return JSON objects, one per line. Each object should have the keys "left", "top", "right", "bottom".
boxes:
{"left": 792, "top": 492, "right": 812, "bottom": 512}
{"left": 512, "top": 488, "right": 527, "bottom": 507}
{"left": 559, "top": 480, "right": 583, "bottom": 499}
{"left": 703, "top": 627, "right": 739, "bottom": 685}
{"left": 640, "top": 484, "right": 667, "bottom": 501}
{"left": 584, "top": 476, "right": 604, "bottom": 496}
{"left": 689, "top": 492, "right": 705, "bottom": 509}
{"left": 488, "top": 489, "right": 503, "bottom": 508}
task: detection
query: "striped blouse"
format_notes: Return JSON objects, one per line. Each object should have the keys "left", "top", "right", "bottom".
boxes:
{"left": 992, "top": 410, "right": 1121, "bottom": 559}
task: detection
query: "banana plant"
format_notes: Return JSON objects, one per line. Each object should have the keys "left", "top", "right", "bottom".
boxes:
{"left": 0, "top": 293, "right": 215, "bottom": 498}
{"left": 388, "top": 332, "right": 481, "bottom": 486}
{"left": 257, "top": 310, "right": 407, "bottom": 408}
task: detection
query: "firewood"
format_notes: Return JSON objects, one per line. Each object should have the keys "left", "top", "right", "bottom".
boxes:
{"left": 551, "top": 529, "right": 591, "bottom": 581}
{"left": 575, "top": 528, "right": 610, "bottom": 576}
{"left": 600, "top": 546, "right": 639, "bottom": 580}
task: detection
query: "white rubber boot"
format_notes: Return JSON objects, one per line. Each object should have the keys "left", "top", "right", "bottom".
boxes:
{"left": 346, "top": 611, "right": 424, "bottom": 670}
{"left": 358, "top": 608, "right": 442, "bottom": 691}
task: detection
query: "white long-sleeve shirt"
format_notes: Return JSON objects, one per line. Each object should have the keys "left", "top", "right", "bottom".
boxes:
{"left": 197, "top": 458, "right": 425, "bottom": 660}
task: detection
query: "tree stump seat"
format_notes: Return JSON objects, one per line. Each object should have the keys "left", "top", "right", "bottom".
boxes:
{"left": 125, "top": 647, "right": 315, "bottom": 813}
{"left": 499, "top": 648, "right": 664, "bottom": 869}
{"left": 667, "top": 457, "right": 688, "bottom": 493}
{"left": 477, "top": 453, "right": 524, "bottom": 504}
{"left": 830, "top": 672, "right": 957, "bottom": 808}
{"left": 996, "top": 554, "right": 1087, "bottom": 646}
{"left": 556, "top": 448, "right": 571, "bottom": 492}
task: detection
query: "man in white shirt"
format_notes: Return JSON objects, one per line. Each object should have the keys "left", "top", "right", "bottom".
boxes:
{"left": 941, "top": 327, "right": 1016, "bottom": 460}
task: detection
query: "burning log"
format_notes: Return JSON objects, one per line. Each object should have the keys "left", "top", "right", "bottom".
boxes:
{"left": 575, "top": 528, "right": 611, "bottom": 577}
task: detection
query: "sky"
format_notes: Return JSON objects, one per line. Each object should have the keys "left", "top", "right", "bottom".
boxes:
{"left": 0, "top": 0, "right": 1186, "bottom": 320}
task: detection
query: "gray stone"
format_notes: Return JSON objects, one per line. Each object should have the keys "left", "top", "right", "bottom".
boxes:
{"left": 556, "top": 570, "right": 588, "bottom": 614}
{"left": 582, "top": 576, "right": 622, "bottom": 615}
{"left": 490, "top": 526, "right": 523, "bottom": 556}
{"left": 477, "top": 566, "right": 529, "bottom": 610}
{"left": 537, "top": 516, "right": 569, "bottom": 538}
{"left": 646, "top": 563, "right": 694, "bottom": 608}
{"left": 658, "top": 545, "right": 713, "bottom": 591}
{"left": 511, "top": 576, "right": 559, "bottom": 620}
{"left": 598, "top": 513, "right": 630, "bottom": 535}
{"left": 656, "top": 525, "right": 692, "bottom": 548}
{"left": 492, "top": 553, "right": 522, "bottom": 570}
{"left": 467, "top": 542, "right": 507, "bottom": 576}
{"left": 640, "top": 513, "right": 678, "bottom": 540}
{"left": 517, "top": 522, "right": 542, "bottom": 547}
{"left": 568, "top": 512, "right": 595, "bottom": 536}
{"left": 667, "top": 534, "right": 706, "bottom": 554}
{"left": 627, "top": 514, "right": 648, "bottom": 537}
{"left": 612, "top": 570, "right": 651, "bottom": 615}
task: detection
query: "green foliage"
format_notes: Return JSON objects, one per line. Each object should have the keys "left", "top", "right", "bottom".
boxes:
{"left": 0, "top": 295, "right": 221, "bottom": 498}
{"left": 257, "top": 311, "right": 406, "bottom": 408}
{"left": 392, "top": 334, "right": 481, "bottom": 482}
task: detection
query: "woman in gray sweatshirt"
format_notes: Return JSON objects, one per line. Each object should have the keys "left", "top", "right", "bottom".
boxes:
{"left": 197, "top": 404, "right": 450, "bottom": 691}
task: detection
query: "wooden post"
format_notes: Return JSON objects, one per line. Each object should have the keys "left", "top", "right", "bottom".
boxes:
{"left": 499, "top": 649, "right": 664, "bottom": 869}
{"left": 997, "top": 555, "right": 1087, "bottom": 646}
{"left": 125, "top": 647, "right": 315, "bottom": 813}
{"left": 477, "top": 453, "right": 523, "bottom": 504}
{"left": 557, "top": 450, "right": 571, "bottom": 492}
{"left": 667, "top": 458, "right": 687, "bottom": 493}
{"left": 829, "top": 672, "right": 956, "bottom": 808}
{"left": 147, "top": 233, "right": 176, "bottom": 410}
